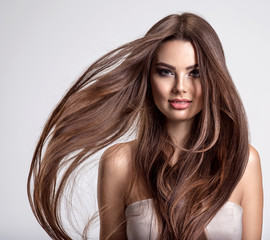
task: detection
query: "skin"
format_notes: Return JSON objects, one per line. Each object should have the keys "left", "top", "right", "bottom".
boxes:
{"left": 97, "top": 40, "right": 263, "bottom": 239}
{"left": 150, "top": 40, "right": 203, "bottom": 147}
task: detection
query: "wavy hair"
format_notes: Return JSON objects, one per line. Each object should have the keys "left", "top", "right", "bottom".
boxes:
{"left": 28, "top": 13, "right": 249, "bottom": 239}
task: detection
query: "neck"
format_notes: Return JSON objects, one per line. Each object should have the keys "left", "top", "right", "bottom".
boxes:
{"left": 166, "top": 119, "right": 194, "bottom": 147}
{"left": 166, "top": 119, "right": 194, "bottom": 165}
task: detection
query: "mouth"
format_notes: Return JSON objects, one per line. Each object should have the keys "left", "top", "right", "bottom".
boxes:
{"left": 168, "top": 99, "right": 192, "bottom": 110}
{"left": 168, "top": 98, "right": 192, "bottom": 103}
{"left": 169, "top": 101, "right": 191, "bottom": 104}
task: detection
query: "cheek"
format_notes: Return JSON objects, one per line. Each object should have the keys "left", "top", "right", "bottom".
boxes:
{"left": 197, "top": 84, "right": 203, "bottom": 100}
{"left": 151, "top": 79, "right": 171, "bottom": 101}
{"left": 195, "top": 82, "right": 203, "bottom": 108}
{"left": 150, "top": 79, "right": 168, "bottom": 112}
{"left": 191, "top": 79, "right": 202, "bottom": 98}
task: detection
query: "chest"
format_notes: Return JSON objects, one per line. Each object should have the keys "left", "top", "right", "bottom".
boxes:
{"left": 125, "top": 199, "right": 243, "bottom": 240}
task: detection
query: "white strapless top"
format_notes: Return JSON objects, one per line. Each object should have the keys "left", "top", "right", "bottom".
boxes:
{"left": 125, "top": 199, "right": 243, "bottom": 240}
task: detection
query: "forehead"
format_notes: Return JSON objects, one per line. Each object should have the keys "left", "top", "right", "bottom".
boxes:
{"left": 154, "top": 40, "right": 197, "bottom": 66}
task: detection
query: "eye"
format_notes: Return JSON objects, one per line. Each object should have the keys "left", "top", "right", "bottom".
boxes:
{"left": 157, "top": 68, "right": 175, "bottom": 77}
{"left": 189, "top": 69, "right": 200, "bottom": 78}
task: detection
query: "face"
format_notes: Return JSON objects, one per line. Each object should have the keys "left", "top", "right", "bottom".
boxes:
{"left": 150, "top": 40, "right": 203, "bottom": 124}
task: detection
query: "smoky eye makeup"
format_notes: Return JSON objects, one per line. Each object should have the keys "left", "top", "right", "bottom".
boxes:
{"left": 156, "top": 68, "right": 175, "bottom": 77}
{"left": 189, "top": 68, "right": 200, "bottom": 78}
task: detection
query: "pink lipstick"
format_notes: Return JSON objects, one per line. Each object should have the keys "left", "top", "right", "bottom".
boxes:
{"left": 168, "top": 98, "right": 192, "bottom": 110}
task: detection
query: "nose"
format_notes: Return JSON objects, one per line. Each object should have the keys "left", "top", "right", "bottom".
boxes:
{"left": 173, "top": 72, "right": 187, "bottom": 94}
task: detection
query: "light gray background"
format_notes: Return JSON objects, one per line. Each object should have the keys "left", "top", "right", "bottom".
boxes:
{"left": 1, "top": 0, "right": 269, "bottom": 239}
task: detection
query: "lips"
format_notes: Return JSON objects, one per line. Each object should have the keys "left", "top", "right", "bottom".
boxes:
{"left": 168, "top": 98, "right": 192, "bottom": 110}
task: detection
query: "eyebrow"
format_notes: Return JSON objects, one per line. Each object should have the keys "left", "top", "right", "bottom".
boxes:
{"left": 155, "top": 62, "right": 199, "bottom": 70}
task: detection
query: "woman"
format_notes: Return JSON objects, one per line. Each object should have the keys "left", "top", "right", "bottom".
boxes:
{"left": 28, "top": 13, "right": 263, "bottom": 239}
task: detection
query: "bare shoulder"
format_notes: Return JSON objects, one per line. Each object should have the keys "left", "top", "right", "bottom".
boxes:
{"left": 98, "top": 141, "right": 136, "bottom": 200}
{"left": 240, "top": 145, "right": 262, "bottom": 187}
{"left": 99, "top": 141, "right": 135, "bottom": 175}
{"left": 248, "top": 145, "right": 261, "bottom": 167}
{"left": 98, "top": 142, "right": 136, "bottom": 239}
{"left": 241, "top": 145, "right": 262, "bottom": 185}
{"left": 240, "top": 145, "right": 263, "bottom": 239}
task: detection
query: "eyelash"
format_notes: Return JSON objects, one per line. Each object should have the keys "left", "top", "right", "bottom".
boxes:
{"left": 157, "top": 68, "right": 174, "bottom": 77}
{"left": 156, "top": 68, "right": 200, "bottom": 78}
{"left": 189, "top": 69, "right": 200, "bottom": 78}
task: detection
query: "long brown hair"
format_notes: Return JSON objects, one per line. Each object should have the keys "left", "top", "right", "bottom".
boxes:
{"left": 28, "top": 13, "right": 249, "bottom": 239}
